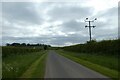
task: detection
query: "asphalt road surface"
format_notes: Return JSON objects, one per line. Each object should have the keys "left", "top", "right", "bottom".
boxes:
{"left": 45, "top": 50, "right": 108, "bottom": 78}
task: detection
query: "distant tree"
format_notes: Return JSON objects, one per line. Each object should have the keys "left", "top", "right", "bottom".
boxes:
{"left": 36, "top": 44, "right": 39, "bottom": 46}
{"left": 44, "top": 45, "right": 47, "bottom": 50}
{"left": 39, "top": 44, "right": 42, "bottom": 46}
{"left": 11, "top": 43, "right": 21, "bottom": 46}
{"left": 6, "top": 43, "right": 10, "bottom": 46}
{"left": 21, "top": 43, "right": 26, "bottom": 46}
{"left": 27, "top": 43, "right": 30, "bottom": 46}
{"left": 6, "top": 42, "right": 51, "bottom": 48}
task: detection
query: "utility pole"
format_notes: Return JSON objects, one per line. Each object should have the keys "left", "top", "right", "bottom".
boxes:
{"left": 85, "top": 18, "right": 97, "bottom": 42}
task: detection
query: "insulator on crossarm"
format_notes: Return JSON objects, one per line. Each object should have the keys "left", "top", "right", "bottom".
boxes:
{"left": 85, "top": 25, "right": 88, "bottom": 28}
{"left": 93, "top": 26, "right": 96, "bottom": 28}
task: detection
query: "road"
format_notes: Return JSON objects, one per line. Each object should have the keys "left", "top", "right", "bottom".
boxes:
{"left": 45, "top": 50, "right": 108, "bottom": 78}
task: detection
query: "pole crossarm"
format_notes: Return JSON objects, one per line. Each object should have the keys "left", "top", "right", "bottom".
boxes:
{"left": 85, "top": 25, "right": 96, "bottom": 28}
{"left": 85, "top": 20, "right": 94, "bottom": 22}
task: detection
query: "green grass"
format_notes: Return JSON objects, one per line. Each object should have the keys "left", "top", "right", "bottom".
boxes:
{"left": 63, "top": 39, "right": 119, "bottom": 55}
{"left": 2, "top": 46, "right": 42, "bottom": 58}
{"left": 2, "top": 51, "right": 47, "bottom": 78}
{"left": 31, "top": 52, "right": 47, "bottom": 78}
{"left": 0, "top": 58, "right": 1, "bottom": 79}
{"left": 56, "top": 50, "right": 118, "bottom": 79}
{"left": 21, "top": 52, "right": 47, "bottom": 78}
{"left": 59, "top": 51, "right": 118, "bottom": 71}
{"left": 0, "top": 47, "right": 2, "bottom": 79}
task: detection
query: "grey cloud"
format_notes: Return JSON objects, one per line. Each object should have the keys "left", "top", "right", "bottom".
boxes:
{"left": 2, "top": 36, "right": 49, "bottom": 46}
{"left": 99, "top": 7, "right": 117, "bottom": 18}
{"left": 1, "top": 2, "right": 118, "bottom": 46}
{"left": 59, "top": 20, "right": 85, "bottom": 32}
{"left": 2, "top": 22, "right": 33, "bottom": 37}
{"left": 49, "top": 37, "right": 88, "bottom": 46}
{"left": 118, "top": 5, "right": 120, "bottom": 38}
{"left": 2, "top": 35, "right": 88, "bottom": 46}
{"left": 95, "top": 7, "right": 117, "bottom": 26}
{"left": 60, "top": 20, "right": 84, "bottom": 32}
{"left": 90, "top": 7, "right": 118, "bottom": 39}
{"left": 2, "top": 2, "right": 43, "bottom": 25}
{"left": 47, "top": 3, "right": 93, "bottom": 21}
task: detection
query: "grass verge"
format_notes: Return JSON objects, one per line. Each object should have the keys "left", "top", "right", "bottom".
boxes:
{"left": 56, "top": 50, "right": 118, "bottom": 79}
{"left": 21, "top": 51, "right": 47, "bottom": 78}
{"left": 2, "top": 50, "right": 47, "bottom": 78}
{"left": 31, "top": 52, "right": 47, "bottom": 78}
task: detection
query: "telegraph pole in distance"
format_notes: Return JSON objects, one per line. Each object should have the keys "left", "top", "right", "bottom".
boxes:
{"left": 85, "top": 18, "right": 97, "bottom": 42}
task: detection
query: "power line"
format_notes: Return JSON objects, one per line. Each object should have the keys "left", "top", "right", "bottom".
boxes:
{"left": 85, "top": 18, "right": 97, "bottom": 42}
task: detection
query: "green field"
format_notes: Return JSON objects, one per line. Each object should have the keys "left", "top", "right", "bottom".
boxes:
{"left": 57, "top": 50, "right": 118, "bottom": 79}
{"left": 2, "top": 46, "right": 47, "bottom": 78}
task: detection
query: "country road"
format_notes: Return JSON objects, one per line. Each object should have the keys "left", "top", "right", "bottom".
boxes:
{"left": 45, "top": 50, "right": 108, "bottom": 78}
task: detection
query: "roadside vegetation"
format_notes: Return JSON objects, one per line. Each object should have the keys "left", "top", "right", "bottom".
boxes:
{"left": 57, "top": 39, "right": 119, "bottom": 79}
{"left": 57, "top": 50, "right": 118, "bottom": 79}
{"left": 2, "top": 46, "right": 41, "bottom": 58}
{"left": 63, "top": 39, "right": 119, "bottom": 56}
{"left": 2, "top": 44, "right": 49, "bottom": 78}
{"left": 21, "top": 52, "right": 47, "bottom": 78}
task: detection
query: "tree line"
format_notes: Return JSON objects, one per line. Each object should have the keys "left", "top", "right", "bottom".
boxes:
{"left": 6, "top": 43, "right": 51, "bottom": 47}
{"left": 6, "top": 43, "right": 51, "bottom": 50}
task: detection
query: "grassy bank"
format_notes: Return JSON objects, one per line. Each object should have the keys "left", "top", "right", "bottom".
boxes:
{"left": 31, "top": 52, "right": 47, "bottom": 78}
{"left": 21, "top": 52, "right": 47, "bottom": 78}
{"left": 63, "top": 39, "right": 119, "bottom": 56}
{"left": 56, "top": 50, "right": 118, "bottom": 79}
{"left": 2, "top": 46, "right": 47, "bottom": 78}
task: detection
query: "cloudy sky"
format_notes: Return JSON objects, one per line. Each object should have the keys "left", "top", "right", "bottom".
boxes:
{"left": 1, "top": 0, "right": 119, "bottom": 46}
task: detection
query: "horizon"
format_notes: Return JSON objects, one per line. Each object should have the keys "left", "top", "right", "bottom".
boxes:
{"left": 2, "top": 38, "right": 119, "bottom": 47}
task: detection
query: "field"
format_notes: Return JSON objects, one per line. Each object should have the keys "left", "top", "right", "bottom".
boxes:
{"left": 2, "top": 46, "right": 42, "bottom": 58}
{"left": 2, "top": 46, "right": 47, "bottom": 78}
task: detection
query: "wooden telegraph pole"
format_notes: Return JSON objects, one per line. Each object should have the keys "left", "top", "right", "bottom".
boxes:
{"left": 85, "top": 18, "right": 97, "bottom": 42}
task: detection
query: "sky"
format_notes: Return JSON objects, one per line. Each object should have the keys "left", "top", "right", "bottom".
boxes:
{"left": 0, "top": 0, "right": 119, "bottom": 46}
